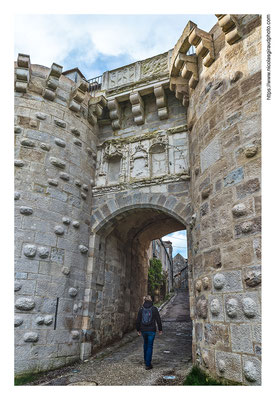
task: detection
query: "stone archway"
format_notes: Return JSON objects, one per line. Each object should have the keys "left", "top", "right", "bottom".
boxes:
{"left": 80, "top": 200, "right": 191, "bottom": 359}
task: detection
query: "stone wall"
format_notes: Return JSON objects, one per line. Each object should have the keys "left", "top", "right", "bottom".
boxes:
{"left": 14, "top": 57, "right": 97, "bottom": 375}
{"left": 185, "top": 15, "right": 262, "bottom": 385}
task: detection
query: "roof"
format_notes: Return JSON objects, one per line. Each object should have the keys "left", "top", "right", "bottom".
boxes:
{"left": 62, "top": 67, "right": 86, "bottom": 80}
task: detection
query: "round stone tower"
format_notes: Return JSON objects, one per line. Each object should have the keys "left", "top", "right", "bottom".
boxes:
{"left": 14, "top": 56, "right": 97, "bottom": 375}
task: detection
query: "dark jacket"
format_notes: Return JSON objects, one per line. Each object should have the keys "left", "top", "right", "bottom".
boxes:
{"left": 136, "top": 300, "right": 162, "bottom": 332}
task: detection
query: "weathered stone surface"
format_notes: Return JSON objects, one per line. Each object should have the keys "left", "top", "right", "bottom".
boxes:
{"left": 55, "top": 138, "right": 66, "bottom": 147}
{"left": 14, "top": 191, "right": 21, "bottom": 200}
{"left": 232, "top": 203, "right": 247, "bottom": 217}
{"left": 24, "top": 332, "right": 39, "bottom": 342}
{"left": 74, "top": 180, "right": 82, "bottom": 187}
{"left": 14, "top": 281, "right": 22, "bottom": 292}
{"left": 205, "top": 324, "right": 230, "bottom": 347}
{"left": 215, "top": 351, "right": 242, "bottom": 382}
{"left": 23, "top": 244, "right": 37, "bottom": 258}
{"left": 59, "top": 172, "right": 70, "bottom": 181}
{"left": 242, "top": 297, "right": 257, "bottom": 318}
{"left": 242, "top": 356, "right": 261, "bottom": 385}
{"left": 225, "top": 298, "right": 239, "bottom": 318}
{"left": 14, "top": 160, "right": 25, "bottom": 167}
{"left": 48, "top": 179, "right": 58, "bottom": 186}
{"left": 44, "top": 315, "right": 53, "bottom": 325}
{"left": 71, "top": 330, "right": 80, "bottom": 339}
{"left": 49, "top": 157, "right": 66, "bottom": 169}
{"left": 54, "top": 225, "right": 65, "bottom": 236}
{"left": 14, "top": 126, "right": 22, "bottom": 134}
{"left": 15, "top": 297, "right": 35, "bottom": 311}
{"left": 54, "top": 119, "right": 66, "bottom": 128}
{"left": 244, "top": 267, "right": 261, "bottom": 287}
{"left": 210, "top": 298, "right": 220, "bottom": 316}
{"left": 35, "top": 112, "right": 47, "bottom": 120}
{"left": 62, "top": 217, "right": 71, "bottom": 225}
{"left": 236, "top": 178, "right": 260, "bottom": 199}
{"left": 62, "top": 266, "right": 70, "bottom": 275}
{"left": 200, "top": 137, "right": 221, "bottom": 173}
{"left": 71, "top": 128, "right": 80, "bottom": 136}
{"left": 224, "top": 167, "right": 244, "bottom": 187}
{"left": 69, "top": 287, "right": 78, "bottom": 297}
{"left": 202, "top": 277, "right": 209, "bottom": 290}
{"left": 235, "top": 217, "right": 261, "bottom": 237}
{"left": 36, "top": 316, "right": 44, "bottom": 325}
{"left": 231, "top": 324, "right": 253, "bottom": 353}
{"left": 245, "top": 145, "right": 258, "bottom": 158}
{"left": 195, "top": 280, "right": 202, "bottom": 292}
{"left": 21, "top": 139, "right": 36, "bottom": 148}
{"left": 20, "top": 206, "right": 33, "bottom": 215}
{"left": 203, "top": 248, "right": 221, "bottom": 269}
{"left": 196, "top": 296, "right": 208, "bottom": 319}
{"left": 40, "top": 143, "right": 51, "bottom": 151}
{"left": 37, "top": 247, "right": 49, "bottom": 259}
{"left": 79, "top": 245, "right": 88, "bottom": 254}
{"left": 14, "top": 317, "right": 23, "bottom": 327}
{"left": 213, "top": 273, "right": 225, "bottom": 290}
{"left": 50, "top": 248, "right": 64, "bottom": 264}
{"left": 73, "top": 139, "right": 82, "bottom": 147}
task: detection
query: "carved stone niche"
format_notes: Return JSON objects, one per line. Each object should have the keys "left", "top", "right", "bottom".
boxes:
{"left": 130, "top": 142, "right": 149, "bottom": 179}
{"left": 149, "top": 141, "right": 168, "bottom": 177}
{"left": 101, "top": 142, "right": 127, "bottom": 185}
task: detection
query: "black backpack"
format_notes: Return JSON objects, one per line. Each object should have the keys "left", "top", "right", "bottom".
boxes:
{"left": 141, "top": 306, "right": 153, "bottom": 325}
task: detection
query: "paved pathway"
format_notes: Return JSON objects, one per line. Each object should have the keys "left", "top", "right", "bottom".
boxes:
{"left": 29, "top": 290, "right": 192, "bottom": 386}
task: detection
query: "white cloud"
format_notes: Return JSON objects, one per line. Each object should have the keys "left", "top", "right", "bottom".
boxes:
{"left": 14, "top": 14, "right": 217, "bottom": 77}
{"left": 162, "top": 230, "right": 187, "bottom": 258}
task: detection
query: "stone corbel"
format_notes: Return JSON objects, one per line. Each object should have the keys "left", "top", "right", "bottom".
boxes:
{"left": 107, "top": 98, "right": 122, "bottom": 130}
{"left": 216, "top": 14, "right": 242, "bottom": 45}
{"left": 154, "top": 84, "right": 168, "bottom": 120}
{"left": 88, "top": 95, "right": 108, "bottom": 125}
{"left": 169, "top": 77, "right": 189, "bottom": 107}
{"left": 43, "top": 63, "right": 63, "bottom": 101}
{"left": 188, "top": 27, "right": 215, "bottom": 67}
{"left": 129, "top": 92, "right": 145, "bottom": 125}
{"left": 15, "top": 54, "right": 31, "bottom": 93}
{"left": 180, "top": 55, "right": 199, "bottom": 90}
{"left": 69, "top": 79, "right": 89, "bottom": 112}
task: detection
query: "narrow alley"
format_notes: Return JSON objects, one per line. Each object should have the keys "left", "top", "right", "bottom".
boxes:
{"left": 28, "top": 290, "right": 192, "bottom": 386}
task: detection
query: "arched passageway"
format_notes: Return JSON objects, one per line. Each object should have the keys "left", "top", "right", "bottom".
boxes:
{"left": 81, "top": 204, "right": 192, "bottom": 358}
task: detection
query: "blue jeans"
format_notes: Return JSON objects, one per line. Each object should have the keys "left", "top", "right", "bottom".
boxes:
{"left": 142, "top": 331, "right": 156, "bottom": 367}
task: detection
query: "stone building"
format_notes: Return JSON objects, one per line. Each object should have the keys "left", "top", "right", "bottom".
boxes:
{"left": 14, "top": 14, "right": 261, "bottom": 384}
{"left": 173, "top": 253, "right": 188, "bottom": 290}
{"left": 148, "top": 239, "right": 173, "bottom": 294}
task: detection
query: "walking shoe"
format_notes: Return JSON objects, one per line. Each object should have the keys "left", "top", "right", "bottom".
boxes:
{"left": 145, "top": 364, "right": 153, "bottom": 370}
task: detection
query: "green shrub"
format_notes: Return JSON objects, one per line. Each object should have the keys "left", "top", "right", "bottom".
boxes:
{"left": 148, "top": 258, "right": 164, "bottom": 295}
{"left": 183, "top": 366, "right": 225, "bottom": 385}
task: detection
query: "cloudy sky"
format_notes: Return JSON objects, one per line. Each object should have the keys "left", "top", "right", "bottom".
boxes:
{"left": 162, "top": 231, "right": 187, "bottom": 258}
{"left": 14, "top": 14, "right": 217, "bottom": 80}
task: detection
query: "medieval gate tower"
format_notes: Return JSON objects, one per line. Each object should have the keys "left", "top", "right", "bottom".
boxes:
{"left": 14, "top": 15, "right": 261, "bottom": 384}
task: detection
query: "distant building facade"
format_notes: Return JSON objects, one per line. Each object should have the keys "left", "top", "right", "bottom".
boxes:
{"left": 148, "top": 239, "right": 173, "bottom": 293}
{"left": 173, "top": 253, "right": 188, "bottom": 290}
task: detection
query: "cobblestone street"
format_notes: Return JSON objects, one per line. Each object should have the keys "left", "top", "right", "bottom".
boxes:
{"left": 29, "top": 290, "right": 192, "bottom": 386}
